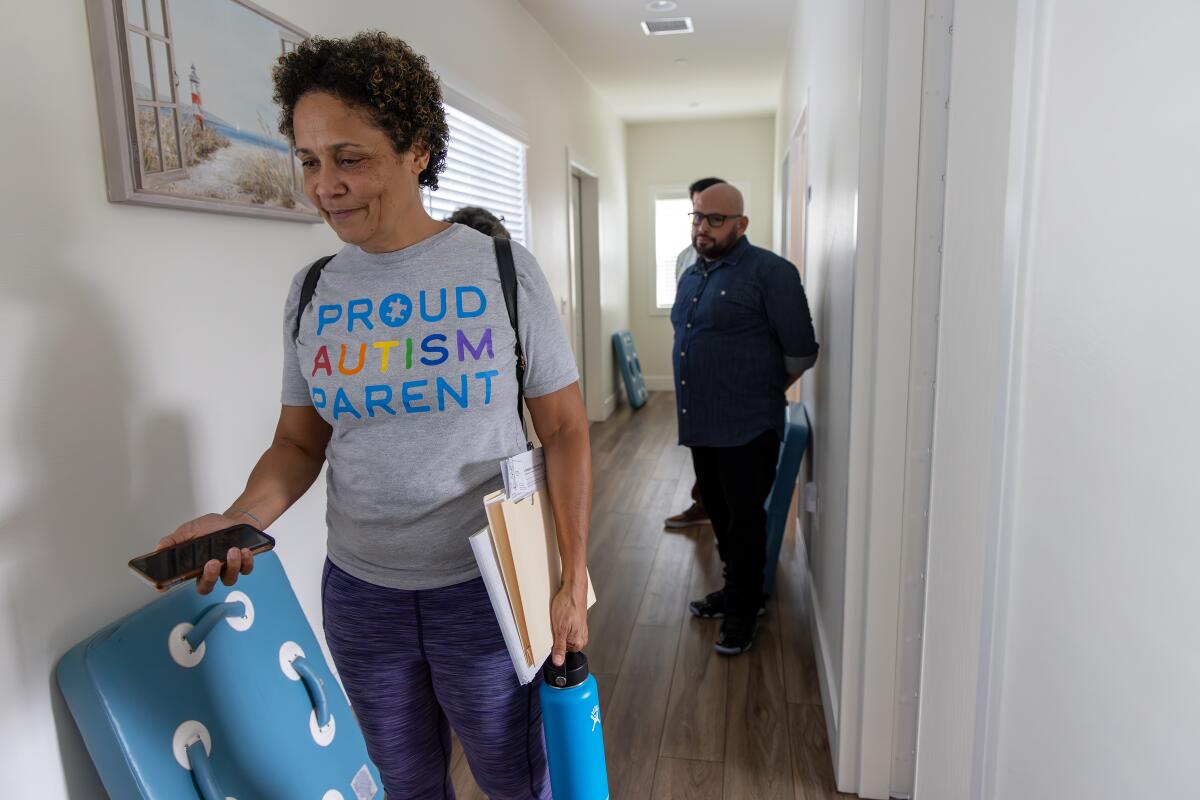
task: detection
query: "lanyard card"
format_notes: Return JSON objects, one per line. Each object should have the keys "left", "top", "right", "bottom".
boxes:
{"left": 501, "top": 447, "right": 546, "bottom": 502}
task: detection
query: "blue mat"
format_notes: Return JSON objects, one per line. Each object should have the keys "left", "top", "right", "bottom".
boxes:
{"left": 57, "top": 552, "right": 381, "bottom": 800}
{"left": 612, "top": 330, "right": 649, "bottom": 410}
{"left": 764, "top": 403, "right": 812, "bottom": 595}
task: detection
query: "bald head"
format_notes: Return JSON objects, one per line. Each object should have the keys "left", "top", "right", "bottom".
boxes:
{"left": 696, "top": 182, "right": 744, "bottom": 215}
{"left": 692, "top": 183, "right": 748, "bottom": 260}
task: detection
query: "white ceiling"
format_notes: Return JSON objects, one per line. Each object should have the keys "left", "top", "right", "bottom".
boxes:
{"left": 516, "top": 0, "right": 797, "bottom": 122}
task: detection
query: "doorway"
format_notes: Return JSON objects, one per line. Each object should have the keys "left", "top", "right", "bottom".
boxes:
{"left": 566, "top": 158, "right": 604, "bottom": 420}
{"left": 570, "top": 173, "right": 586, "bottom": 394}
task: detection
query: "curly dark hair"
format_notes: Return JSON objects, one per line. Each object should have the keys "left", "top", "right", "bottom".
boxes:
{"left": 445, "top": 206, "right": 510, "bottom": 239}
{"left": 272, "top": 31, "right": 449, "bottom": 190}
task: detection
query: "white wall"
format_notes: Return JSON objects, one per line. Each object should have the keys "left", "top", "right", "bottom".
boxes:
{"left": 0, "top": 2, "right": 627, "bottom": 797}
{"left": 917, "top": 0, "right": 1200, "bottom": 797}
{"left": 777, "top": 4, "right": 937, "bottom": 796}
{"left": 625, "top": 115, "right": 777, "bottom": 388}
{"left": 775, "top": 0, "right": 866, "bottom": 760}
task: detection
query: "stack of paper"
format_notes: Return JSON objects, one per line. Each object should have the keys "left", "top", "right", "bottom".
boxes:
{"left": 470, "top": 527, "right": 541, "bottom": 685}
{"left": 470, "top": 455, "right": 596, "bottom": 684}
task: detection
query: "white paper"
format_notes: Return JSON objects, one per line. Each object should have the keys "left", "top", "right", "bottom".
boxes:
{"left": 351, "top": 765, "right": 378, "bottom": 800}
{"left": 469, "top": 527, "right": 540, "bottom": 684}
{"left": 501, "top": 447, "right": 546, "bottom": 502}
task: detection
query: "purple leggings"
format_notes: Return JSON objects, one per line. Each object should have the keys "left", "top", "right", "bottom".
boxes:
{"left": 321, "top": 559, "right": 551, "bottom": 799}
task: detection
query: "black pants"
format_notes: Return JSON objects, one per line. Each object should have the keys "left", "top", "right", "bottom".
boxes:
{"left": 690, "top": 430, "right": 781, "bottom": 617}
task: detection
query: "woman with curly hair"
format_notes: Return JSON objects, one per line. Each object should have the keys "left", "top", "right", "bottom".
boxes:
{"left": 158, "top": 32, "right": 589, "bottom": 798}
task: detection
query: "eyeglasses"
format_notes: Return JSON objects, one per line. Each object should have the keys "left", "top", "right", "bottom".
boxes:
{"left": 688, "top": 211, "right": 743, "bottom": 228}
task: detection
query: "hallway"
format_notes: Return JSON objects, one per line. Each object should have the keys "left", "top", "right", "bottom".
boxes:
{"left": 451, "top": 392, "right": 850, "bottom": 799}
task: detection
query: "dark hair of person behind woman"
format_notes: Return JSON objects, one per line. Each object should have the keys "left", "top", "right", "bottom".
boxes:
{"left": 272, "top": 31, "right": 450, "bottom": 190}
{"left": 445, "top": 206, "right": 510, "bottom": 239}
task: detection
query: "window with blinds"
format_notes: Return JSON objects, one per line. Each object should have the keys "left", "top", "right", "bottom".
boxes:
{"left": 425, "top": 104, "right": 529, "bottom": 245}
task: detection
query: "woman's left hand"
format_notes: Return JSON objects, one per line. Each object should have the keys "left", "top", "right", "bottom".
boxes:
{"left": 549, "top": 583, "right": 589, "bottom": 667}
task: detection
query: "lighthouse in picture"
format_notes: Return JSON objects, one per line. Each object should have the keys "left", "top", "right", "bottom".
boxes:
{"left": 189, "top": 64, "right": 204, "bottom": 129}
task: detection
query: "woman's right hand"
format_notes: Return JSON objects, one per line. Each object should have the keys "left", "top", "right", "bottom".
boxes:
{"left": 157, "top": 513, "right": 256, "bottom": 595}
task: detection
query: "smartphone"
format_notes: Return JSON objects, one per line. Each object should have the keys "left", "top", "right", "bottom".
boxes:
{"left": 128, "top": 524, "right": 275, "bottom": 591}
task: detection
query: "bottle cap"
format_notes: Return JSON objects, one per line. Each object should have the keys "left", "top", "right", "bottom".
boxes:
{"left": 542, "top": 651, "right": 589, "bottom": 689}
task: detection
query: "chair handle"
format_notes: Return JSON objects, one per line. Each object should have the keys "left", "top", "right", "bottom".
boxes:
{"left": 184, "top": 600, "right": 246, "bottom": 652}
{"left": 291, "top": 655, "right": 330, "bottom": 728}
{"left": 185, "top": 739, "right": 225, "bottom": 800}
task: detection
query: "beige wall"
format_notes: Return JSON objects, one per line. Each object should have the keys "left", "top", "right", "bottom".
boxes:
{"left": 625, "top": 115, "right": 777, "bottom": 389}
{"left": 0, "top": 1, "right": 626, "bottom": 796}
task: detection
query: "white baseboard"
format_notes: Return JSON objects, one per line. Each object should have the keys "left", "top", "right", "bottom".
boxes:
{"left": 644, "top": 374, "right": 676, "bottom": 392}
{"left": 807, "top": 560, "right": 841, "bottom": 767}
{"left": 600, "top": 391, "right": 619, "bottom": 420}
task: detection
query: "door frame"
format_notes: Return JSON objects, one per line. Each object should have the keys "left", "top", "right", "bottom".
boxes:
{"left": 564, "top": 152, "right": 605, "bottom": 421}
{"left": 914, "top": 0, "right": 1043, "bottom": 795}
{"left": 800, "top": 0, "right": 938, "bottom": 796}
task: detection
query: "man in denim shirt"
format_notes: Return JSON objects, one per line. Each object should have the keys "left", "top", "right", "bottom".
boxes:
{"left": 672, "top": 183, "right": 818, "bottom": 654}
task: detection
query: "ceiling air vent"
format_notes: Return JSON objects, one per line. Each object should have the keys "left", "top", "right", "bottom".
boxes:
{"left": 641, "top": 17, "right": 694, "bottom": 36}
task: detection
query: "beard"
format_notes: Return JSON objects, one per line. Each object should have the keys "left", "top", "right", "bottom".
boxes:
{"left": 693, "top": 228, "right": 739, "bottom": 260}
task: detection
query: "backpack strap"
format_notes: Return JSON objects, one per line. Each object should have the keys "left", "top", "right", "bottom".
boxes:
{"left": 293, "top": 255, "right": 336, "bottom": 343}
{"left": 493, "top": 237, "right": 529, "bottom": 442}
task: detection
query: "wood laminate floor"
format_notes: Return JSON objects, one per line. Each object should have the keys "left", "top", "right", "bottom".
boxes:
{"left": 451, "top": 392, "right": 853, "bottom": 799}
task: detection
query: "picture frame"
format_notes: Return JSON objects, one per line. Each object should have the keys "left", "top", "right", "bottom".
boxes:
{"left": 84, "top": 0, "right": 321, "bottom": 222}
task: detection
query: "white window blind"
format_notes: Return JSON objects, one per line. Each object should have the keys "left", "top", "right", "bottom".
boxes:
{"left": 425, "top": 104, "right": 528, "bottom": 245}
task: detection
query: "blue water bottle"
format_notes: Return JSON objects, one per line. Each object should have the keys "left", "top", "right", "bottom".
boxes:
{"left": 539, "top": 651, "right": 610, "bottom": 800}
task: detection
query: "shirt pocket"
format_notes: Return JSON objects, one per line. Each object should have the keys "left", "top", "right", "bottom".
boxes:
{"left": 671, "top": 274, "right": 699, "bottom": 326}
{"left": 715, "top": 281, "right": 762, "bottom": 330}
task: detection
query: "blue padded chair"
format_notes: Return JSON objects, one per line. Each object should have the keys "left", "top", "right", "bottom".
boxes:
{"left": 612, "top": 330, "right": 649, "bottom": 410}
{"left": 763, "top": 403, "right": 812, "bottom": 595}
{"left": 57, "top": 552, "right": 381, "bottom": 800}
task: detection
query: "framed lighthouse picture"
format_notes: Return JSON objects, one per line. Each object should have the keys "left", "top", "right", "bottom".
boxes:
{"left": 84, "top": 0, "right": 320, "bottom": 222}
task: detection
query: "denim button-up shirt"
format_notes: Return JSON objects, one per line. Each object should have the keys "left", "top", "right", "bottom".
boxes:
{"left": 671, "top": 236, "right": 818, "bottom": 448}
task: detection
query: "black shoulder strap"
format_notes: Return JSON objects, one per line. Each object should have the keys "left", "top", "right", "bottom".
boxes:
{"left": 493, "top": 237, "right": 528, "bottom": 441}
{"left": 294, "top": 255, "right": 336, "bottom": 342}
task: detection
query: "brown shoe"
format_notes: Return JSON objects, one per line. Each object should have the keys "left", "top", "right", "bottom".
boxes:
{"left": 664, "top": 502, "right": 710, "bottom": 529}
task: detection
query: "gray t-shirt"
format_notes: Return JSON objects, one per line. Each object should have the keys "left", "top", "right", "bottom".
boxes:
{"left": 281, "top": 223, "right": 579, "bottom": 589}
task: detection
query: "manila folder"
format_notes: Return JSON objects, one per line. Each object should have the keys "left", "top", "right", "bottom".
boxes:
{"left": 497, "top": 488, "right": 597, "bottom": 669}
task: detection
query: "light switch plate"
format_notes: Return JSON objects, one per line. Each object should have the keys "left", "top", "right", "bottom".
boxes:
{"left": 805, "top": 481, "right": 818, "bottom": 513}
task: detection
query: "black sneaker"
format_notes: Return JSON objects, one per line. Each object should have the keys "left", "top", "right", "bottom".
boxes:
{"left": 714, "top": 614, "right": 758, "bottom": 655}
{"left": 688, "top": 590, "right": 767, "bottom": 619}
